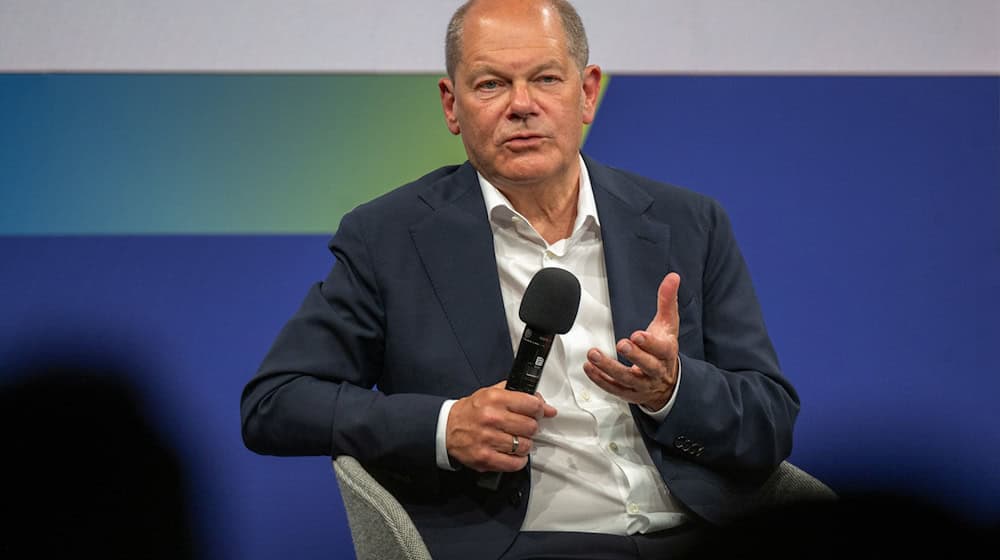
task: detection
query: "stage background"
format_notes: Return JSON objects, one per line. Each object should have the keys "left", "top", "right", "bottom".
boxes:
{"left": 2, "top": 2, "right": 998, "bottom": 559}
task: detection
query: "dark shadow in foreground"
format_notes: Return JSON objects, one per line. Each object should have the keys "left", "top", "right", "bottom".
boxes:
{"left": 0, "top": 355, "right": 197, "bottom": 559}
{"left": 689, "top": 492, "right": 999, "bottom": 559}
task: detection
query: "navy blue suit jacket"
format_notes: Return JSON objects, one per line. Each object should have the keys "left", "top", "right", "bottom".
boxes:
{"left": 241, "top": 155, "right": 799, "bottom": 560}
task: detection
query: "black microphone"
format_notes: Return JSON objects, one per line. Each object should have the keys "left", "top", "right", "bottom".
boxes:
{"left": 505, "top": 267, "right": 582, "bottom": 394}
{"left": 478, "top": 267, "right": 581, "bottom": 490}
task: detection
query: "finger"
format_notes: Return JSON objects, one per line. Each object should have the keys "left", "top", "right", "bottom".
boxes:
{"left": 502, "top": 414, "right": 541, "bottom": 439}
{"left": 490, "top": 431, "right": 530, "bottom": 469}
{"left": 494, "top": 454, "right": 529, "bottom": 472}
{"left": 485, "top": 431, "right": 530, "bottom": 468}
{"left": 534, "top": 392, "right": 558, "bottom": 418}
{"left": 476, "top": 384, "right": 542, "bottom": 419}
{"left": 476, "top": 400, "right": 540, "bottom": 434}
{"left": 463, "top": 403, "right": 538, "bottom": 445}
{"left": 504, "top": 391, "right": 553, "bottom": 419}
{"left": 585, "top": 358, "right": 675, "bottom": 410}
{"left": 492, "top": 430, "right": 517, "bottom": 454}
{"left": 587, "top": 348, "right": 641, "bottom": 388}
{"left": 583, "top": 361, "right": 634, "bottom": 398}
{"left": 616, "top": 337, "right": 667, "bottom": 376}
{"left": 478, "top": 450, "right": 528, "bottom": 473}
{"left": 507, "top": 435, "right": 534, "bottom": 457}
{"left": 648, "top": 272, "right": 681, "bottom": 334}
{"left": 584, "top": 350, "right": 638, "bottom": 390}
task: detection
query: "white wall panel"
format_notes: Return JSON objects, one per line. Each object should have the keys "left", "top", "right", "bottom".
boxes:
{"left": 1, "top": 0, "right": 997, "bottom": 73}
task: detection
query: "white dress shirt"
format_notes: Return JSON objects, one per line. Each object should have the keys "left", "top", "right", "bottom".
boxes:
{"left": 436, "top": 156, "right": 689, "bottom": 534}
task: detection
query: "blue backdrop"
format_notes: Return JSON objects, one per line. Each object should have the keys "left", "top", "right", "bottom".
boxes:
{"left": 1, "top": 75, "right": 997, "bottom": 559}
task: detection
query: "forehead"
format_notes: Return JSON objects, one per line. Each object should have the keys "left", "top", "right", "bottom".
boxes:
{"left": 459, "top": 3, "right": 569, "bottom": 67}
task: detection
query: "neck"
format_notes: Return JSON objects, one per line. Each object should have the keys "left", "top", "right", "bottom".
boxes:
{"left": 494, "top": 170, "right": 580, "bottom": 245}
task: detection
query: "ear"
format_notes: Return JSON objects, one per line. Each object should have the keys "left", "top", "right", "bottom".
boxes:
{"left": 580, "top": 65, "right": 602, "bottom": 125}
{"left": 439, "top": 78, "right": 461, "bottom": 135}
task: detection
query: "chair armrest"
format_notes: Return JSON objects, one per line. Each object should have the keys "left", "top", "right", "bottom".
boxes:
{"left": 333, "top": 455, "right": 433, "bottom": 560}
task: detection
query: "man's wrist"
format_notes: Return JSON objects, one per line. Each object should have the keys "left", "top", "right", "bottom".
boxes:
{"left": 642, "top": 390, "right": 672, "bottom": 412}
{"left": 640, "top": 355, "right": 682, "bottom": 421}
{"left": 435, "top": 399, "right": 459, "bottom": 471}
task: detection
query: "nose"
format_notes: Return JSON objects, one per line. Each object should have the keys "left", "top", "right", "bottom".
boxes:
{"left": 508, "top": 81, "right": 536, "bottom": 121}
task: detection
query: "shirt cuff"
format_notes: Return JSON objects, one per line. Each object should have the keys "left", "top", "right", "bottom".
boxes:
{"left": 640, "top": 355, "right": 682, "bottom": 421}
{"left": 436, "top": 399, "right": 459, "bottom": 471}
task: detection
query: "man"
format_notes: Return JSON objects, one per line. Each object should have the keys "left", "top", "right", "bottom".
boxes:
{"left": 241, "top": 1, "right": 799, "bottom": 559}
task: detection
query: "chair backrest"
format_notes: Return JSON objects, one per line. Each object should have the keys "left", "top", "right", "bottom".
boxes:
{"left": 333, "top": 455, "right": 432, "bottom": 560}
{"left": 747, "top": 460, "right": 838, "bottom": 511}
{"left": 332, "top": 456, "right": 835, "bottom": 560}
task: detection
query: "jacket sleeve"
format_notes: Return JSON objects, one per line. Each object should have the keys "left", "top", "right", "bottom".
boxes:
{"left": 240, "top": 210, "right": 445, "bottom": 469}
{"left": 636, "top": 200, "right": 799, "bottom": 477}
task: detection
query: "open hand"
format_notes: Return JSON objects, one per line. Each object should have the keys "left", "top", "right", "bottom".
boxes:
{"left": 583, "top": 272, "right": 681, "bottom": 411}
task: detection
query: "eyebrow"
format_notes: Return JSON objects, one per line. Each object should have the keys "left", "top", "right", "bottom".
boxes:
{"left": 465, "top": 58, "right": 567, "bottom": 79}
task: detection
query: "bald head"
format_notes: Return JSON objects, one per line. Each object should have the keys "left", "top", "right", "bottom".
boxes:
{"left": 445, "top": 0, "right": 589, "bottom": 80}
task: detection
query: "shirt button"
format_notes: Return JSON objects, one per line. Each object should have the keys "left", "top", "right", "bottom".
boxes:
{"left": 627, "top": 502, "right": 640, "bottom": 514}
{"left": 608, "top": 442, "right": 619, "bottom": 454}
{"left": 580, "top": 390, "right": 591, "bottom": 402}
{"left": 543, "top": 250, "right": 555, "bottom": 260}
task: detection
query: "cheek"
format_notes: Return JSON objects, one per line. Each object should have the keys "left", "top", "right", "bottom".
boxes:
{"left": 556, "top": 104, "right": 587, "bottom": 133}
{"left": 467, "top": 117, "right": 503, "bottom": 143}
{"left": 464, "top": 120, "right": 493, "bottom": 142}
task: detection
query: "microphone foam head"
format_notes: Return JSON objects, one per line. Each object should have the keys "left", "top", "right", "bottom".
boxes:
{"left": 519, "top": 267, "right": 581, "bottom": 334}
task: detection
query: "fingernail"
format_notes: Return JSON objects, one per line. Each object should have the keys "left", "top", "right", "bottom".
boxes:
{"left": 619, "top": 341, "right": 632, "bottom": 353}
{"left": 634, "top": 333, "right": 646, "bottom": 345}
{"left": 588, "top": 350, "right": 600, "bottom": 361}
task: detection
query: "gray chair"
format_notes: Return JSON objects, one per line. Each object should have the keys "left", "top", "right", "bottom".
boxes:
{"left": 740, "top": 460, "right": 838, "bottom": 511}
{"left": 333, "top": 455, "right": 432, "bottom": 560}
{"left": 333, "top": 455, "right": 836, "bottom": 560}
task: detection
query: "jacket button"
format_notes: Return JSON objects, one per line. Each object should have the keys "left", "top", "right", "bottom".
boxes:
{"left": 509, "top": 489, "right": 524, "bottom": 506}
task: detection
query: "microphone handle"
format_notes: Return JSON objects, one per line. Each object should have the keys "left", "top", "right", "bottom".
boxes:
{"left": 505, "top": 327, "right": 554, "bottom": 393}
{"left": 478, "top": 326, "right": 554, "bottom": 491}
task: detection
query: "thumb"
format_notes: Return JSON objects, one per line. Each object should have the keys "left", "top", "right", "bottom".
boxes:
{"left": 648, "top": 272, "right": 681, "bottom": 333}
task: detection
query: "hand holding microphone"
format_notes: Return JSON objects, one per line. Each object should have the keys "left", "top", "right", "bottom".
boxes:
{"left": 445, "top": 380, "right": 556, "bottom": 474}
{"left": 445, "top": 268, "right": 580, "bottom": 482}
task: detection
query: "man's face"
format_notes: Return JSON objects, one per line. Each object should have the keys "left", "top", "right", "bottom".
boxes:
{"left": 439, "top": 0, "right": 601, "bottom": 189}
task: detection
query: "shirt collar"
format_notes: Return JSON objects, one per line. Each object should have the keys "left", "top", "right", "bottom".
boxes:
{"left": 477, "top": 154, "right": 601, "bottom": 233}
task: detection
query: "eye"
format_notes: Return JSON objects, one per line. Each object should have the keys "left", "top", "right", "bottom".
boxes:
{"left": 478, "top": 79, "right": 502, "bottom": 90}
{"left": 538, "top": 75, "right": 560, "bottom": 84}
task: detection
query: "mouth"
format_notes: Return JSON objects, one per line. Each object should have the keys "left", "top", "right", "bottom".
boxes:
{"left": 502, "top": 134, "right": 546, "bottom": 150}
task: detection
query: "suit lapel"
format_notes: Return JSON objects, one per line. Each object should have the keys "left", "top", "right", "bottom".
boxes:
{"left": 586, "top": 157, "right": 673, "bottom": 343}
{"left": 409, "top": 164, "right": 513, "bottom": 388}
{"left": 407, "top": 158, "right": 672, "bottom": 387}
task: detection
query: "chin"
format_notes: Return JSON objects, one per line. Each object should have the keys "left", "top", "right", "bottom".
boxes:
{"left": 498, "top": 167, "right": 558, "bottom": 185}
{"left": 496, "top": 156, "right": 566, "bottom": 184}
